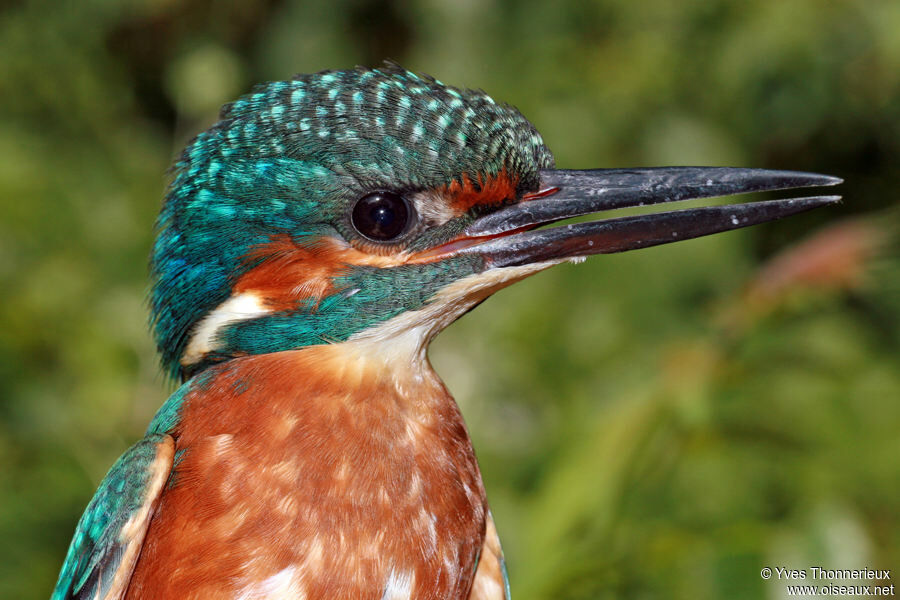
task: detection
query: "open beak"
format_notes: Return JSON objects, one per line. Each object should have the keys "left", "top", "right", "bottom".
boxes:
{"left": 453, "top": 167, "right": 842, "bottom": 268}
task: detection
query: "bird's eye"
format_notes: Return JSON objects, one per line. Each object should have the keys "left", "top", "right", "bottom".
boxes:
{"left": 351, "top": 192, "right": 411, "bottom": 242}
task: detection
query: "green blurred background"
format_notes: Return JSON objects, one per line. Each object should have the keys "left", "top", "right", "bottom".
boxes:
{"left": 2, "top": 0, "right": 898, "bottom": 598}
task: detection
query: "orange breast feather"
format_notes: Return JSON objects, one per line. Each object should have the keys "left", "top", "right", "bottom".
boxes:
{"left": 125, "top": 345, "right": 487, "bottom": 600}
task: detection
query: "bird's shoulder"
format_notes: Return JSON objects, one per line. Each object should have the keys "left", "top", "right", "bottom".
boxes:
{"left": 51, "top": 433, "right": 175, "bottom": 600}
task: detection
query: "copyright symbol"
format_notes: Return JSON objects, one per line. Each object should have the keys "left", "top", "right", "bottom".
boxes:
{"left": 761, "top": 567, "right": 772, "bottom": 579}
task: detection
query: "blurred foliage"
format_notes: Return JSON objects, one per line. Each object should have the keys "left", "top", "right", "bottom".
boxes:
{"left": 1, "top": 0, "right": 898, "bottom": 598}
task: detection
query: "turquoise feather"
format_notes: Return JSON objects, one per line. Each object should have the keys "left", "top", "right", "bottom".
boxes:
{"left": 151, "top": 63, "right": 553, "bottom": 380}
{"left": 51, "top": 435, "right": 174, "bottom": 600}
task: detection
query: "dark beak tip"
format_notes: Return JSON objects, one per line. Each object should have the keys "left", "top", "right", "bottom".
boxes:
{"left": 818, "top": 174, "right": 844, "bottom": 186}
{"left": 815, "top": 194, "right": 843, "bottom": 206}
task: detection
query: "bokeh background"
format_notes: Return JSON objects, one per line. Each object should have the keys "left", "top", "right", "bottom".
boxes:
{"left": 2, "top": 0, "right": 898, "bottom": 598}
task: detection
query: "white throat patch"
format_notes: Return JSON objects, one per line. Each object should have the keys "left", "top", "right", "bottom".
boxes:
{"left": 345, "top": 261, "right": 562, "bottom": 370}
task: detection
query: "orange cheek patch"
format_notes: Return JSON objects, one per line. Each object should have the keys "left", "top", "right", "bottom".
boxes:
{"left": 234, "top": 235, "right": 342, "bottom": 312}
{"left": 234, "top": 234, "right": 409, "bottom": 312}
{"left": 444, "top": 168, "right": 518, "bottom": 214}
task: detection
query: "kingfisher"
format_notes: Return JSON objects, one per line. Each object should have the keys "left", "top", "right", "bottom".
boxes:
{"left": 52, "top": 64, "right": 840, "bottom": 600}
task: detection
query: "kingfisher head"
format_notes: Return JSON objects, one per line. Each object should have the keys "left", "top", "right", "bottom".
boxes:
{"left": 152, "top": 64, "right": 840, "bottom": 381}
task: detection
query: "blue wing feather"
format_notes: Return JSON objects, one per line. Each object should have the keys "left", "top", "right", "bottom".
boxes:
{"left": 52, "top": 434, "right": 174, "bottom": 600}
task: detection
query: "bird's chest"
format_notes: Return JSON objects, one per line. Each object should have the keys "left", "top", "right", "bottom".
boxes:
{"left": 127, "top": 350, "right": 487, "bottom": 600}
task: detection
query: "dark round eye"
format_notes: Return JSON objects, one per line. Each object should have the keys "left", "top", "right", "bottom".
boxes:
{"left": 351, "top": 192, "right": 411, "bottom": 242}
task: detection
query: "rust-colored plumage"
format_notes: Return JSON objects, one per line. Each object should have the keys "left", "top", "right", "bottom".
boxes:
{"left": 234, "top": 235, "right": 409, "bottom": 312}
{"left": 443, "top": 169, "right": 519, "bottom": 214}
{"left": 126, "top": 344, "right": 490, "bottom": 599}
